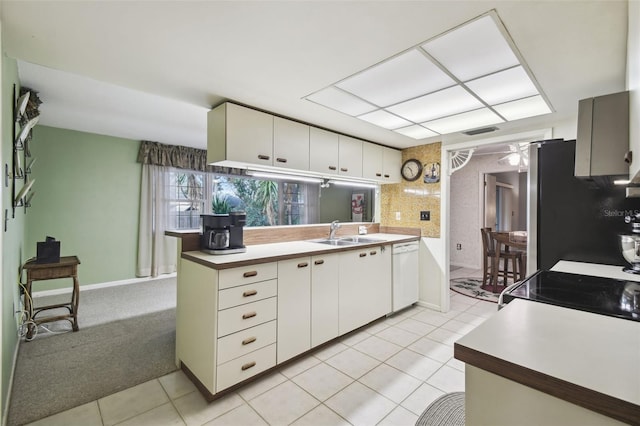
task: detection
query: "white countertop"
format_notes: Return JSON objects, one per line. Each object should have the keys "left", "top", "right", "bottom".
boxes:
{"left": 182, "top": 233, "right": 418, "bottom": 268}
{"left": 551, "top": 260, "right": 640, "bottom": 282}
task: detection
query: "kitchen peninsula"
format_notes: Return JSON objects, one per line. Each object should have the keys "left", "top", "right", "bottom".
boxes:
{"left": 455, "top": 262, "right": 640, "bottom": 426}
{"left": 168, "top": 226, "right": 420, "bottom": 400}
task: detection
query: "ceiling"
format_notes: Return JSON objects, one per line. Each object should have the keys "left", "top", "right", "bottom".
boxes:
{"left": 0, "top": 1, "right": 629, "bottom": 150}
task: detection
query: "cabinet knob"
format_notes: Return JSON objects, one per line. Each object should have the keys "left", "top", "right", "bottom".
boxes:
{"left": 243, "top": 289, "right": 257, "bottom": 297}
{"left": 243, "top": 271, "right": 258, "bottom": 278}
{"left": 276, "top": 158, "right": 288, "bottom": 163}
{"left": 257, "top": 154, "right": 270, "bottom": 161}
{"left": 241, "top": 361, "right": 256, "bottom": 371}
{"left": 314, "top": 259, "right": 324, "bottom": 265}
{"left": 242, "top": 311, "right": 257, "bottom": 320}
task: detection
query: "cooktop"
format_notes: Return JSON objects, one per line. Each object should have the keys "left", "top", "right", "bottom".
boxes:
{"left": 502, "top": 270, "right": 640, "bottom": 322}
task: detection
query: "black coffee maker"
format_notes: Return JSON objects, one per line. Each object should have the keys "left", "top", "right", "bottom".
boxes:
{"left": 201, "top": 212, "right": 247, "bottom": 255}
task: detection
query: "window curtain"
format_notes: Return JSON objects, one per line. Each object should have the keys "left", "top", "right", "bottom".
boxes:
{"left": 136, "top": 141, "right": 244, "bottom": 277}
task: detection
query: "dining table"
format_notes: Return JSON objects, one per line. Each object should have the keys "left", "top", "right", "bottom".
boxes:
{"left": 486, "top": 231, "right": 528, "bottom": 293}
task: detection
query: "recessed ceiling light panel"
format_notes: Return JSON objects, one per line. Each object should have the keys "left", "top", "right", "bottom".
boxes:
{"left": 357, "top": 109, "right": 413, "bottom": 129}
{"left": 336, "top": 50, "right": 455, "bottom": 107}
{"left": 306, "top": 86, "right": 377, "bottom": 116}
{"left": 387, "top": 85, "right": 483, "bottom": 123}
{"left": 393, "top": 124, "right": 439, "bottom": 139}
{"left": 465, "top": 66, "right": 539, "bottom": 105}
{"left": 493, "top": 95, "right": 552, "bottom": 120}
{"left": 422, "top": 15, "right": 519, "bottom": 81}
{"left": 423, "top": 108, "right": 504, "bottom": 134}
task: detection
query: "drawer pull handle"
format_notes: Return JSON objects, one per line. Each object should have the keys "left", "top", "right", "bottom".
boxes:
{"left": 243, "top": 290, "right": 257, "bottom": 297}
{"left": 242, "top": 312, "right": 257, "bottom": 320}
{"left": 359, "top": 253, "right": 367, "bottom": 258}
{"left": 298, "top": 262, "right": 309, "bottom": 268}
{"left": 242, "top": 336, "right": 257, "bottom": 345}
{"left": 384, "top": 174, "right": 390, "bottom": 178}
{"left": 314, "top": 259, "right": 324, "bottom": 265}
{"left": 276, "top": 158, "right": 287, "bottom": 163}
{"left": 376, "top": 173, "right": 382, "bottom": 177}
{"left": 340, "top": 167, "right": 348, "bottom": 172}
{"left": 370, "top": 251, "right": 377, "bottom": 256}
{"left": 243, "top": 271, "right": 258, "bottom": 278}
{"left": 328, "top": 166, "right": 337, "bottom": 171}
{"left": 257, "top": 155, "right": 270, "bottom": 161}
{"left": 241, "top": 361, "right": 256, "bottom": 371}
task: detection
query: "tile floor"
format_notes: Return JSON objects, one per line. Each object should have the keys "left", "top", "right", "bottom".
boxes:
{"left": 27, "top": 284, "right": 495, "bottom": 426}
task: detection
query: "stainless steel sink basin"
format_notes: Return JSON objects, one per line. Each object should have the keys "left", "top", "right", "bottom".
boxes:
{"left": 309, "top": 238, "right": 358, "bottom": 246}
{"left": 339, "top": 236, "right": 383, "bottom": 244}
{"left": 309, "top": 236, "right": 384, "bottom": 246}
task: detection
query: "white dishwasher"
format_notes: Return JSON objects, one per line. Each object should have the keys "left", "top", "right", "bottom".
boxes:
{"left": 392, "top": 241, "right": 419, "bottom": 312}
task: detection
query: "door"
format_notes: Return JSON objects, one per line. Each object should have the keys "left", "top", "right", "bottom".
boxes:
{"left": 484, "top": 174, "right": 497, "bottom": 229}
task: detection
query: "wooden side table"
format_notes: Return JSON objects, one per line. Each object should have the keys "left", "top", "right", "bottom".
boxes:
{"left": 23, "top": 256, "right": 81, "bottom": 340}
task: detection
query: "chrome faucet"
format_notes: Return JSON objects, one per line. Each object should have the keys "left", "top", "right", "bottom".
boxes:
{"left": 329, "top": 220, "right": 341, "bottom": 240}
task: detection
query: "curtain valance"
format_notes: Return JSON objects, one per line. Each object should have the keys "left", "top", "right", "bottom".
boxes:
{"left": 137, "top": 140, "right": 244, "bottom": 175}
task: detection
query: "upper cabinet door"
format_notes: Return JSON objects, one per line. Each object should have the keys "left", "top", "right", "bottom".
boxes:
{"left": 226, "top": 103, "right": 274, "bottom": 166}
{"left": 338, "top": 135, "right": 363, "bottom": 177}
{"left": 382, "top": 147, "right": 402, "bottom": 183}
{"left": 273, "top": 117, "right": 310, "bottom": 171}
{"left": 309, "top": 127, "right": 339, "bottom": 174}
{"left": 362, "top": 142, "right": 383, "bottom": 180}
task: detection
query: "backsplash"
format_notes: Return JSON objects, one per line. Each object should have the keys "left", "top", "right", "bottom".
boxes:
{"left": 380, "top": 142, "right": 441, "bottom": 237}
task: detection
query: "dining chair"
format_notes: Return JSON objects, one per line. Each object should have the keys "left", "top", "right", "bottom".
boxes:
{"left": 491, "top": 231, "right": 522, "bottom": 287}
{"left": 481, "top": 228, "right": 522, "bottom": 289}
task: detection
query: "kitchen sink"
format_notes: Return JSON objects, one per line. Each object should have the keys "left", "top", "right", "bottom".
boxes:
{"left": 311, "top": 239, "right": 358, "bottom": 246}
{"left": 309, "top": 236, "right": 384, "bottom": 246}
{"left": 338, "top": 236, "right": 383, "bottom": 244}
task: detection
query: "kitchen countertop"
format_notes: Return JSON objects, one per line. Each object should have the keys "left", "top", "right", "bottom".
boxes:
{"left": 182, "top": 233, "right": 419, "bottom": 270}
{"left": 551, "top": 260, "right": 640, "bottom": 282}
{"left": 455, "top": 266, "right": 640, "bottom": 425}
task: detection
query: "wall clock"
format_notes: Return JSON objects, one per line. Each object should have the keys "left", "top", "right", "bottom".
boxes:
{"left": 401, "top": 158, "right": 423, "bottom": 182}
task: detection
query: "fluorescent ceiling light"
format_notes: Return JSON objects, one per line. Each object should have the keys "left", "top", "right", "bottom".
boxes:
{"left": 465, "top": 66, "right": 538, "bottom": 105}
{"left": 423, "top": 108, "right": 504, "bottom": 134}
{"left": 328, "top": 179, "right": 378, "bottom": 189}
{"left": 247, "top": 170, "right": 323, "bottom": 184}
{"left": 336, "top": 50, "right": 455, "bottom": 107}
{"left": 493, "top": 95, "right": 551, "bottom": 121}
{"left": 422, "top": 15, "right": 519, "bottom": 81}
{"left": 386, "top": 85, "right": 482, "bottom": 123}
{"left": 393, "top": 124, "right": 439, "bottom": 139}
{"left": 357, "top": 110, "right": 412, "bottom": 129}
{"left": 306, "top": 87, "right": 377, "bottom": 116}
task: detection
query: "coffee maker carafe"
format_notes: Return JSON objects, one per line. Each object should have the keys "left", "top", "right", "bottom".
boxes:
{"left": 201, "top": 212, "right": 247, "bottom": 255}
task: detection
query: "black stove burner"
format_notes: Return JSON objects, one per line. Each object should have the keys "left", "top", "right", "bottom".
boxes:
{"left": 503, "top": 270, "right": 640, "bottom": 321}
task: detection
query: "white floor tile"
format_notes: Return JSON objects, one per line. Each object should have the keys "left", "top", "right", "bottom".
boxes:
{"left": 426, "top": 365, "right": 465, "bottom": 393}
{"left": 249, "top": 381, "right": 319, "bottom": 425}
{"left": 401, "top": 383, "right": 445, "bottom": 416}
{"left": 384, "top": 349, "right": 443, "bottom": 381}
{"left": 364, "top": 319, "right": 390, "bottom": 334}
{"left": 440, "top": 318, "right": 477, "bottom": 335}
{"left": 358, "top": 363, "right": 422, "bottom": 403}
{"left": 377, "top": 405, "right": 419, "bottom": 426}
{"left": 173, "top": 390, "right": 243, "bottom": 426}
{"left": 279, "top": 355, "right": 321, "bottom": 379}
{"left": 313, "top": 342, "right": 349, "bottom": 361}
{"left": 411, "top": 310, "right": 450, "bottom": 327}
{"left": 117, "top": 402, "right": 185, "bottom": 426}
{"left": 237, "top": 371, "right": 288, "bottom": 401}
{"left": 393, "top": 318, "right": 436, "bottom": 336}
{"left": 408, "top": 337, "right": 454, "bottom": 363}
{"left": 159, "top": 370, "right": 198, "bottom": 400}
{"left": 325, "top": 381, "right": 396, "bottom": 426}
{"left": 325, "top": 347, "right": 380, "bottom": 379}
{"left": 454, "top": 311, "right": 487, "bottom": 326}
{"left": 202, "top": 403, "right": 267, "bottom": 426}
{"left": 446, "top": 357, "right": 466, "bottom": 372}
{"left": 26, "top": 401, "right": 102, "bottom": 426}
{"left": 353, "top": 335, "right": 402, "bottom": 361}
{"left": 340, "top": 329, "right": 371, "bottom": 346}
{"left": 98, "top": 380, "right": 169, "bottom": 426}
{"left": 466, "top": 302, "right": 498, "bottom": 318}
{"left": 292, "top": 363, "right": 353, "bottom": 401}
{"left": 425, "top": 327, "right": 464, "bottom": 346}
{"left": 375, "top": 325, "right": 421, "bottom": 347}
{"left": 290, "top": 404, "right": 351, "bottom": 426}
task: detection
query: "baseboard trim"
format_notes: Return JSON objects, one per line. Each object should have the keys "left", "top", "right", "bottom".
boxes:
{"left": 32, "top": 273, "right": 177, "bottom": 298}
{"left": 417, "top": 301, "right": 442, "bottom": 312}
{"left": 3, "top": 338, "right": 20, "bottom": 426}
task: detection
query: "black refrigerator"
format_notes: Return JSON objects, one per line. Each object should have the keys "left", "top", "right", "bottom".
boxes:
{"left": 536, "top": 139, "right": 640, "bottom": 270}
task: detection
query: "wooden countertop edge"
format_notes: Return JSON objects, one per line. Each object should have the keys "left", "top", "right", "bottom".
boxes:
{"left": 181, "top": 236, "right": 420, "bottom": 270}
{"left": 454, "top": 343, "right": 640, "bottom": 425}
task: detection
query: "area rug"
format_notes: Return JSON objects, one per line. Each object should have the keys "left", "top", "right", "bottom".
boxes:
{"left": 450, "top": 277, "right": 503, "bottom": 303}
{"left": 416, "top": 392, "right": 465, "bottom": 426}
{"left": 7, "top": 308, "right": 177, "bottom": 426}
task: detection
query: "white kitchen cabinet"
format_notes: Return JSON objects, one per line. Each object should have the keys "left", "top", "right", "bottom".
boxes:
{"left": 277, "top": 257, "right": 311, "bottom": 363}
{"left": 208, "top": 103, "right": 274, "bottom": 167}
{"left": 382, "top": 147, "right": 402, "bottom": 183}
{"left": 338, "top": 135, "right": 363, "bottom": 177}
{"left": 273, "top": 117, "right": 310, "bottom": 171}
{"left": 309, "top": 127, "right": 340, "bottom": 174}
{"left": 311, "top": 253, "right": 340, "bottom": 346}
{"left": 338, "top": 245, "right": 392, "bottom": 334}
{"left": 362, "top": 142, "right": 384, "bottom": 180}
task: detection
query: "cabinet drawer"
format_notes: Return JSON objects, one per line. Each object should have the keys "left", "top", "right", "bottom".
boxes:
{"left": 218, "top": 297, "right": 277, "bottom": 337}
{"left": 217, "top": 320, "right": 276, "bottom": 365}
{"left": 219, "top": 263, "right": 278, "bottom": 289}
{"left": 216, "top": 343, "right": 276, "bottom": 392}
{"left": 219, "top": 279, "right": 277, "bottom": 310}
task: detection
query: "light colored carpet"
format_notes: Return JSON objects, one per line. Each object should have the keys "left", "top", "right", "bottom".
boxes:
{"left": 8, "top": 277, "right": 177, "bottom": 426}
{"left": 416, "top": 392, "right": 465, "bottom": 426}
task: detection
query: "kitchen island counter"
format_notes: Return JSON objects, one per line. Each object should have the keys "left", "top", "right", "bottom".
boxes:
{"left": 454, "top": 298, "right": 640, "bottom": 425}
{"left": 181, "top": 233, "right": 418, "bottom": 270}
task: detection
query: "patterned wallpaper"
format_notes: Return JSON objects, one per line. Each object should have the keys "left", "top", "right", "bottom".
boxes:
{"left": 380, "top": 142, "right": 442, "bottom": 237}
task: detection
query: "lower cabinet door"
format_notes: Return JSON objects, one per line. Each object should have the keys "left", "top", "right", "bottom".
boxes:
{"left": 277, "top": 257, "right": 311, "bottom": 363}
{"left": 311, "top": 253, "right": 340, "bottom": 347}
{"left": 216, "top": 343, "right": 276, "bottom": 392}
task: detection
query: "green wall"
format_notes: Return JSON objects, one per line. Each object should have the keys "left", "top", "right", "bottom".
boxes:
{"left": 26, "top": 126, "right": 142, "bottom": 288}
{"left": 2, "top": 54, "right": 22, "bottom": 421}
